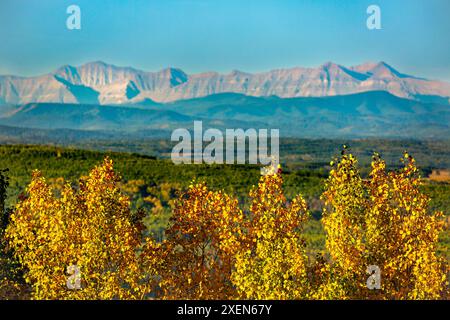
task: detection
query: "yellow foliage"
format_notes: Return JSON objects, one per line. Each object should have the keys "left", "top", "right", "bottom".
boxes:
{"left": 231, "top": 171, "right": 310, "bottom": 299}
{"left": 3, "top": 153, "right": 448, "bottom": 300}
{"left": 6, "top": 158, "right": 146, "bottom": 299}
{"left": 320, "top": 151, "right": 447, "bottom": 299}
{"left": 153, "top": 181, "right": 244, "bottom": 299}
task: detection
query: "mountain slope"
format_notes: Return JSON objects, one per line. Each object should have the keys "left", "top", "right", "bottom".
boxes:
{"left": 1, "top": 61, "right": 449, "bottom": 105}
{"left": 161, "top": 91, "right": 450, "bottom": 138}
{"left": 0, "top": 103, "right": 192, "bottom": 131}
{"left": 1, "top": 91, "right": 449, "bottom": 139}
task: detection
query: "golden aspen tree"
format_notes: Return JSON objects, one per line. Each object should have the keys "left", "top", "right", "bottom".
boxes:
{"left": 156, "top": 181, "right": 244, "bottom": 299}
{"left": 365, "top": 153, "right": 447, "bottom": 299}
{"left": 318, "top": 150, "right": 447, "bottom": 299}
{"left": 316, "top": 152, "right": 367, "bottom": 299}
{"left": 6, "top": 158, "right": 146, "bottom": 299}
{"left": 232, "top": 165, "right": 310, "bottom": 299}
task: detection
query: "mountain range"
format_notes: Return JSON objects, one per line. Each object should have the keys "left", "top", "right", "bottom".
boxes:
{"left": 1, "top": 61, "right": 449, "bottom": 105}
{"left": 0, "top": 61, "right": 449, "bottom": 139}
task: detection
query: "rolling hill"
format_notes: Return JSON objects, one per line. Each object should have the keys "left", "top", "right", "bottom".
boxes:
{"left": 0, "top": 91, "right": 449, "bottom": 139}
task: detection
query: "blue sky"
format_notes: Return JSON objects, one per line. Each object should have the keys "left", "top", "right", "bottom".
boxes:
{"left": 0, "top": 0, "right": 449, "bottom": 81}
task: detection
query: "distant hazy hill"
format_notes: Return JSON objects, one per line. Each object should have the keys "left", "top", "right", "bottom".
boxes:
{"left": 1, "top": 61, "right": 449, "bottom": 105}
{"left": 0, "top": 103, "right": 193, "bottom": 131}
{"left": 160, "top": 91, "right": 450, "bottom": 138}
{"left": 1, "top": 91, "right": 449, "bottom": 139}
